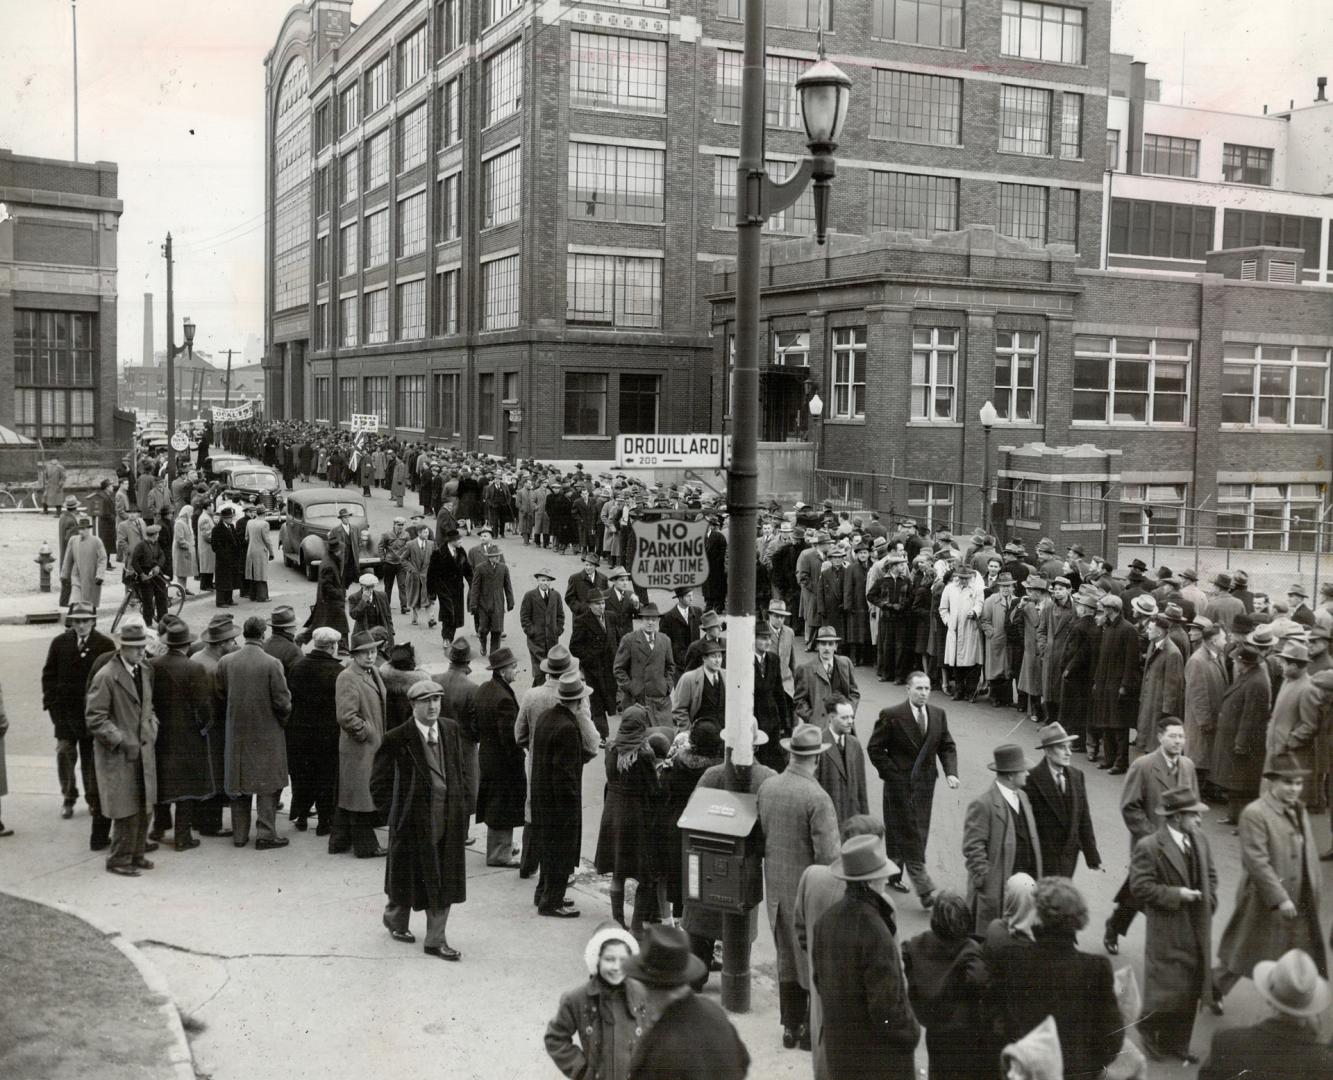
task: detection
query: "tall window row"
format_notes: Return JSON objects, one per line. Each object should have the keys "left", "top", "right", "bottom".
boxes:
{"left": 13, "top": 310, "right": 98, "bottom": 441}
{"left": 563, "top": 373, "right": 662, "bottom": 436}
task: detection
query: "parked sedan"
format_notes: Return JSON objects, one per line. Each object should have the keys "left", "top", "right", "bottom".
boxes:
{"left": 279, "top": 488, "right": 380, "bottom": 581}
{"left": 219, "top": 464, "right": 285, "bottom": 527}
{"left": 203, "top": 453, "right": 250, "bottom": 482}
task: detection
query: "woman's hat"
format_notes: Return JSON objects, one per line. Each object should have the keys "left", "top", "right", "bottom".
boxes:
{"left": 486, "top": 646, "right": 518, "bottom": 670}
{"left": 556, "top": 672, "right": 593, "bottom": 702}
{"left": 987, "top": 743, "right": 1038, "bottom": 772}
{"left": 780, "top": 723, "right": 830, "bottom": 756}
{"left": 689, "top": 719, "right": 723, "bottom": 755}
{"left": 829, "top": 835, "right": 899, "bottom": 882}
{"left": 349, "top": 630, "right": 379, "bottom": 654}
{"left": 1254, "top": 949, "right": 1331, "bottom": 1018}
{"left": 583, "top": 921, "right": 639, "bottom": 977}
{"left": 270, "top": 605, "right": 297, "bottom": 629}
{"left": 540, "top": 643, "right": 577, "bottom": 675}
{"left": 1155, "top": 785, "right": 1209, "bottom": 816}
{"left": 1263, "top": 752, "right": 1310, "bottom": 780}
{"left": 620, "top": 924, "right": 706, "bottom": 987}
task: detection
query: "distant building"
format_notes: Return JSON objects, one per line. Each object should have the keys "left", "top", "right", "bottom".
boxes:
{"left": 121, "top": 353, "right": 265, "bottom": 419}
{"left": 0, "top": 148, "right": 122, "bottom": 443}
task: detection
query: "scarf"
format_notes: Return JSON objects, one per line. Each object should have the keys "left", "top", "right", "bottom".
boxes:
{"left": 609, "top": 705, "right": 650, "bottom": 774}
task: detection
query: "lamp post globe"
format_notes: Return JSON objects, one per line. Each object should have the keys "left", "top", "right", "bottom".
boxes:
{"left": 182, "top": 315, "right": 196, "bottom": 345}
{"left": 808, "top": 392, "right": 824, "bottom": 418}
{"left": 796, "top": 58, "right": 852, "bottom": 153}
{"left": 979, "top": 399, "right": 998, "bottom": 428}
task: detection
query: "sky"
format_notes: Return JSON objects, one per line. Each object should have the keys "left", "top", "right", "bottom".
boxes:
{"left": 0, "top": 0, "right": 1328, "bottom": 369}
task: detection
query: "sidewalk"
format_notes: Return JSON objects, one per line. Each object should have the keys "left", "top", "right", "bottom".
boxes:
{"left": 0, "top": 890, "right": 195, "bottom": 1080}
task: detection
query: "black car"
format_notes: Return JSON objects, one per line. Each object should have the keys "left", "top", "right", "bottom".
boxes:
{"left": 219, "top": 464, "right": 285, "bottom": 527}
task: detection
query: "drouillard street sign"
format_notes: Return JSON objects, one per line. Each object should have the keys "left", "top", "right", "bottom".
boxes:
{"left": 630, "top": 518, "right": 710, "bottom": 591}
{"left": 616, "top": 433, "right": 730, "bottom": 470}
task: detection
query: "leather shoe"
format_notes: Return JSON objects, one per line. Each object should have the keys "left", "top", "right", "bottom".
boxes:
{"left": 1103, "top": 930, "right": 1119, "bottom": 956}
{"left": 538, "top": 906, "right": 580, "bottom": 918}
{"left": 315, "top": 823, "right": 331, "bottom": 837}
{"left": 886, "top": 874, "right": 910, "bottom": 894}
{"left": 357, "top": 846, "right": 388, "bottom": 858}
{"left": 1108, "top": 766, "right": 1127, "bottom": 775}
{"left": 61, "top": 803, "right": 75, "bottom": 819}
{"left": 255, "top": 837, "right": 290, "bottom": 851}
{"left": 782, "top": 1026, "right": 798, "bottom": 1049}
{"left": 424, "top": 945, "right": 461, "bottom": 961}
{"left": 148, "top": 830, "right": 165, "bottom": 843}
{"left": 486, "top": 858, "right": 521, "bottom": 869}
{"left": 174, "top": 837, "right": 202, "bottom": 852}
{"left": 234, "top": 838, "right": 250, "bottom": 847}
{"left": 798, "top": 1024, "right": 811, "bottom": 1051}
{"left": 107, "top": 864, "right": 141, "bottom": 877}
{"left": 90, "top": 837, "right": 111, "bottom": 852}
{"left": 292, "top": 817, "right": 308, "bottom": 832}
{"left": 132, "top": 857, "right": 155, "bottom": 870}
{"left": 143, "top": 840, "right": 160, "bottom": 852}
{"left": 388, "top": 929, "right": 416, "bottom": 944}
{"left": 200, "top": 828, "right": 234, "bottom": 838}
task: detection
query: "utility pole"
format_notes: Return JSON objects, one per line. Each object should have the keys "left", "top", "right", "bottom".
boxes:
{"left": 71, "top": 0, "right": 79, "bottom": 161}
{"left": 224, "top": 348, "right": 234, "bottom": 407}
{"left": 164, "top": 233, "right": 176, "bottom": 480}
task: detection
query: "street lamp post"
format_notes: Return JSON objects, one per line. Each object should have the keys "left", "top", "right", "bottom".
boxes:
{"left": 724, "top": 0, "right": 850, "bottom": 1014}
{"left": 979, "top": 400, "right": 997, "bottom": 535}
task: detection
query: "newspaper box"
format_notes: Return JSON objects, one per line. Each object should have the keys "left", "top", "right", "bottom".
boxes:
{"left": 677, "top": 788, "right": 758, "bottom": 914}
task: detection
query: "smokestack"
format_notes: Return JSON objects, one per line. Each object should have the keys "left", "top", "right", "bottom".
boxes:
{"left": 1262, "top": 104, "right": 1268, "bottom": 115}
{"left": 143, "top": 293, "right": 153, "bottom": 366}
{"left": 1318, "top": 77, "right": 1328, "bottom": 102}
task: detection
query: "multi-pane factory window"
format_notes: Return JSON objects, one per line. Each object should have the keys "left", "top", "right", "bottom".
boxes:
{"left": 994, "top": 331, "right": 1039, "bottom": 421}
{"left": 364, "top": 55, "right": 391, "bottom": 116}
{"left": 396, "top": 374, "right": 425, "bottom": 428}
{"left": 910, "top": 327, "right": 957, "bottom": 420}
{"left": 435, "top": 268, "right": 460, "bottom": 335}
{"left": 398, "top": 279, "right": 426, "bottom": 340}
{"left": 620, "top": 374, "right": 661, "bottom": 434}
{"left": 313, "top": 376, "right": 330, "bottom": 421}
{"left": 1221, "top": 344, "right": 1329, "bottom": 428}
{"left": 570, "top": 32, "right": 666, "bottom": 114}
{"left": 1142, "top": 134, "right": 1199, "bottom": 178}
{"left": 478, "top": 373, "right": 497, "bottom": 436}
{"left": 997, "top": 183, "right": 1047, "bottom": 244}
{"left": 1217, "top": 483, "right": 1327, "bottom": 552}
{"left": 1110, "top": 199, "right": 1214, "bottom": 260}
{"left": 363, "top": 374, "right": 390, "bottom": 423}
{"left": 483, "top": 146, "right": 522, "bottom": 228}
{"left": 1049, "top": 187, "right": 1078, "bottom": 247}
{"left": 396, "top": 25, "right": 427, "bottom": 91}
{"left": 365, "top": 128, "right": 390, "bottom": 190}
{"left": 440, "top": 78, "right": 461, "bottom": 145}
{"left": 316, "top": 234, "right": 329, "bottom": 283}
{"left": 485, "top": 41, "right": 522, "bottom": 125}
{"left": 907, "top": 482, "right": 955, "bottom": 533}
{"left": 568, "top": 142, "right": 665, "bottom": 223}
{"left": 437, "top": 172, "right": 461, "bottom": 241}
{"left": 365, "top": 288, "right": 390, "bottom": 345}
{"left": 340, "top": 150, "right": 359, "bottom": 204}
{"left": 1119, "top": 484, "right": 1188, "bottom": 546}
{"left": 868, "top": 171, "right": 958, "bottom": 236}
{"left": 1072, "top": 335, "right": 1192, "bottom": 425}
{"left": 832, "top": 327, "right": 868, "bottom": 419}
{"left": 566, "top": 253, "right": 663, "bottom": 329}
{"left": 1222, "top": 143, "right": 1273, "bottom": 186}
{"left": 340, "top": 297, "right": 358, "bottom": 346}
{"left": 714, "top": 156, "right": 813, "bottom": 233}
{"left": 872, "top": 0, "right": 964, "bottom": 46}
{"left": 364, "top": 208, "right": 389, "bottom": 268}
{"left": 398, "top": 105, "right": 428, "bottom": 172}
{"left": 432, "top": 372, "right": 459, "bottom": 432}
{"left": 998, "top": 85, "right": 1051, "bottom": 155}
{"left": 1106, "top": 128, "right": 1120, "bottom": 170}
{"left": 487, "top": 0, "right": 522, "bottom": 27}
{"left": 314, "top": 102, "right": 332, "bottom": 152}
{"left": 713, "top": 50, "right": 810, "bottom": 127}
{"left": 339, "top": 375, "right": 357, "bottom": 418}
{"left": 871, "top": 69, "right": 962, "bottom": 145}
{"left": 398, "top": 191, "right": 427, "bottom": 256}
{"left": 564, "top": 373, "right": 608, "bottom": 436}
{"left": 757, "top": 0, "right": 830, "bottom": 30}
{"left": 1222, "top": 209, "right": 1321, "bottom": 264}
{"left": 1000, "top": 1, "right": 1084, "bottom": 64}
{"left": 340, "top": 84, "right": 359, "bottom": 134}
{"left": 481, "top": 254, "right": 521, "bottom": 330}
{"left": 273, "top": 58, "right": 310, "bottom": 312}
{"left": 436, "top": 0, "right": 462, "bottom": 57}
{"left": 12, "top": 310, "right": 97, "bottom": 441}
{"left": 340, "top": 222, "right": 358, "bottom": 276}
{"left": 1059, "top": 93, "right": 1083, "bottom": 158}
{"left": 314, "top": 302, "right": 328, "bottom": 350}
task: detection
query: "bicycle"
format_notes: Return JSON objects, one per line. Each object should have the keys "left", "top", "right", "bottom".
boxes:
{"left": 110, "top": 573, "right": 187, "bottom": 633}
{"left": 0, "top": 481, "right": 42, "bottom": 510}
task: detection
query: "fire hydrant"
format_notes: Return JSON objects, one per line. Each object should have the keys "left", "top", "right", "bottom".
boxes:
{"left": 36, "top": 541, "right": 54, "bottom": 592}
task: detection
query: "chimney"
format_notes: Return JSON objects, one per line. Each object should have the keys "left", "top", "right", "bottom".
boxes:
{"left": 1127, "top": 61, "right": 1147, "bottom": 176}
{"left": 1263, "top": 104, "right": 1268, "bottom": 115}
{"left": 1317, "top": 76, "right": 1328, "bottom": 102}
{"left": 143, "top": 293, "right": 153, "bottom": 366}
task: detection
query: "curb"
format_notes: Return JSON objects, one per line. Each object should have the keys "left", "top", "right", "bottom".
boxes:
{"left": 1, "top": 887, "right": 197, "bottom": 1080}
{"left": 0, "top": 589, "right": 214, "bottom": 627}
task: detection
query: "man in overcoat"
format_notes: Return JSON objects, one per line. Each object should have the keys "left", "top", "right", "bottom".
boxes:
{"left": 216, "top": 617, "right": 292, "bottom": 850}
{"left": 210, "top": 505, "right": 244, "bottom": 608}
{"left": 531, "top": 672, "right": 593, "bottom": 917}
{"left": 432, "top": 638, "right": 481, "bottom": 816}
{"left": 568, "top": 588, "right": 616, "bottom": 739}
{"left": 42, "top": 602, "right": 115, "bottom": 838}
{"left": 659, "top": 587, "right": 702, "bottom": 671}
{"left": 612, "top": 604, "right": 676, "bottom": 726}
{"left": 564, "top": 553, "right": 608, "bottom": 617}
{"left": 757, "top": 723, "right": 840, "bottom": 1049}
{"left": 1212, "top": 640, "right": 1272, "bottom": 823}
{"left": 1130, "top": 785, "right": 1217, "bottom": 1064}
{"left": 1026, "top": 722, "right": 1100, "bottom": 878}
{"left": 796, "top": 532, "right": 830, "bottom": 648}
{"left": 332, "top": 631, "right": 389, "bottom": 858}
{"left": 148, "top": 617, "right": 215, "bottom": 851}
{"left": 1215, "top": 753, "right": 1329, "bottom": 1000}
{"left": 764, "top": 600, "right": 799, "bottom": 701}
{"left": 474, "top": 646, "right": 526, "bottom": 867}
{"left": 285, "top": 627, "right": 343, "bottom": 834}
{"left": 1183, "top": 620, "right": 1229, "bottom": 793}
{"left": 520, "top": 568, "right": 566, "bottom": 686}
{"left": 866, "top": 670, "right": 959, "bottom": 906}
{"left": 371, "top": 680, "right": 475, "bottom": 961}
{"left": 794, "top": 626, "right": 859, "bottom": 729}
{"left": 603, "top": 566, "right": 641, "bottom": 645}
{"left": 977, "top": 571, "right": 1015, "bottom": 706}
{"left": 61, "top": 516, "right": 107, "bottom": 609}
{"left": 963, "top": 742, "right": 1043, "bottom": 932}
{"left": 84, "top": 623, "right": 159, "bottom": 876}
{"left": 815, "top": 696, "right": 869, "bottom": 823}
{"left": 467, "top": 543, "right": 513, "bottom": 655}
{"left": 1265, "top": 640, "right": 1318, "bottom": 773}
{"left": 1134, "top": 615, "right": 1186, "bottom": 754}
{"left": 426, "top": 527, "right": 471, "bottom": 645}
{"left": 1038, "top": 576, "right": 1077, "bottom": 723}
{"left": 1091, "top": 593, "right": 1142, "bottom": 773}
{"left": 753, "top": 622, "right": 794, "bottom": 772}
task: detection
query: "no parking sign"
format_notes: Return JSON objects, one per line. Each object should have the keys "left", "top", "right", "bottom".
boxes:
{"left": 630, "top": 518, "right": 710, "bottom": 591}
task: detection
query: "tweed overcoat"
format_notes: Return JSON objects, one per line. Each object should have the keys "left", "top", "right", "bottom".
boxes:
{"left": 43, "top": 627, "right": 116, "bottom": 740}
{"left": 1265, "top": 672, "right": 1319, "bottom": 773}
{"left": 962, "top": 783, "right": 1044, "bottom": 932}
{"left": 1090, "top": 615, "right": 1142, "bottom": 731}
{"left": 814, "top": 729, "right": 869, "bottom": 822}
{"left": 85, "top": 657, "right": 158, "bottom": 819}
{"left": 793, "top": 654, "right": 860, "bottom": 729}
{"left": 216, "top": 642, "right": 292, "bottom": 795}
{"left": 474, "top": 674, "right": 526, "bottom": 828}
{"left": 1211, "top": 661, "right": 1271, "bottom": 795}
{"left": 147, "top": 650, "right": 216, "bottom": 802}
{"left": 335, "top": 661, "right": 387, "bottom": 812}
{"left": 1135, "top": 638, "right": 1185, "bottom": 751}
{"left": 978, "top": 592, "right": 1013, "bottom": 678}
{"left": 1183, "top": 644, "right": 1229, "bottom": 770}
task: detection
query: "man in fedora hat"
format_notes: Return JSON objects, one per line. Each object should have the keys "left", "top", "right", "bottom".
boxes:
{"left": 672, "top": 639, "right": 727, "bottom": 730}
{"left": 61, "top": 514, "right": 107, "bottom": 610}
{"left": 1134, "top": 615, "right": 1186, "bottom": 755}
{"left": 751, "top": 622, "right": 793, "bottom": 771}
{"left": 569, "top": 588, "right": 616, "bottom": 740}
{"left": 702, "top": 515, "right": 727, "bottom": 613}
{"left": 1266, "top": 640, "right": 1319, "bottom": 775}
{"left": 794, "top": 626, "right": 859, "bottom": 731}
{"left": 42, "top": 601, "right": 115, "bottom": 835}
{"left": 370, "top": 680, "right": 474, "bottom": 961}
{"left": 286, "top": 626, "right": 344, "bottom": 835}
{"left": 331, "top": 631, "right": 389, "bottom": 858}
{"left": 977, "top": 570, "right": 1016, "bottom": 707}
{"left": 147, "top": 617, "right": 215, "bottom": 851}
{"left": 216, "top": 616, "right": 293, "bottom": 850}
{"left": 1130, "top": 784, "right": 1217, "bottom": 1064}
{"left": 682, "top": 610, "right": 726, "bottom": 672}
{"left": 1212, "top": 639, "right": 1273, "bottom": 826}
{"left": 474, "top": 646, "right": 526, "bottom": 868}
{"left": 1060, "top": 585, "right": 1102, "bottom": 750}
{"left": 1206, "top": 572, "right": 1245, "bottom": 632}
{"left": 1027, "top": 723, "right": 1101, "bottom": 878}
{"left": 191, "top": 614, "right": 241, "bottom": 837}
{"left": 797, "top": 532, "right": 831, "bottom": 649}
{"left": 210, "top": 504, "right": 244, "bottom": 608}
{"left": 809, "top": 835, "right": 918, "bottom": 1079}
{"left": 55, "top": 493, "right": 80, "bottom": 605}
{"left": 262, "top": 605, "right": 303, "bottom": 676}
{"left": 603, "top": 566, "right": 640, "bottom": 645}
{"left": 613, "top": 604, "right": 676, "bottom": 727}
{"left": 1214, "top": 752, "right": 1329, "bottom": 1005}
{"left": 433, "top": 638, "right": 481, "bottom": 816}
{"left": 84, "top": 623, "right": 159, "bottom": 876}
{"left": 564, "top": 552, "right": 608, "bottom": 617}
{"left": 1287, "top": 583, "right": 1315, "bottom": 628}
{"left": 1199, "top": 949, "right": 1333, "bottom": 1079}
{"left": 1090, "top": 593, "right": 1141, "bottom": 774}
{"left": 521, "top": 567, "right": 566, "bottom": 687}
{"left": 531, "top": 671, "right": 594, "bottom": 916}
{"left": 427, "top": 526, "right": 471, "bottom": 646}
{"left": 660, "top": 586, "right": 703, "bottom": 671}
{"left": 622, "top": 924, "right": 750, "bottom": 1080}
{"left": 868, "top": 552, "right": 913, "bottom": 683}
{"left": 963, "top": 743, "right": 1043, "bottom": 932}
{"left": 763, "top": 599, "right": 799, "bottom": 700}
{"left": 816, "top": 695, "right": 869, "bottom": 824}
{"left": 468, "top": 543, "right": 513, "bottom": 656}
{"left": 757, "top": 722, "right": 840, "bottom": 1049}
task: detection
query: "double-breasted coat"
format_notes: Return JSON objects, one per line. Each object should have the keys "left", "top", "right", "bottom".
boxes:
{"left": 545, "top": 975, "right": 651, "bottom": 1080}
{"left": 474, "top": 674, "right": 526, "bottom": 828}
{"left": 1211, "top": 661, "right": 1271, "bottom": 796}
{"left": 43, "top": 626, "right": 115, "bottom": 740}
{"left": 940, "top": 578, "right": 984, "bottom": 666}
{"left": 370, "top": 716, "right": 474, "bottom": 910}
{"left": 173, "top": 512, "right": 197, "bottom": 579}
{"left": 84, "top": 657, "right": 158, "bottom": 819}
{"left": 1135, "top": 638, "right": 1185, "bottom": 751}
{"left": 1217, "top": 791, "right": 1329, "bottom": 978}
{"left": 978, "top": 592, "right": 1013, "bottom": 678}
{"left": 565, "top": 569, "right": 609, "bottom": 617}
{"left": 335, "top": 662, "right": 387, "bottom": 812}
{"left": 147, "top": 650, "right": 216, "bottom": 802}
{"left": 962, "top": 783, "right": 1044, "bottom": 932}
{"left": 210, "top": 518, "right": 245, "bottom": 594}
{"left": 612, "top": 630, "right": 675, "bottom": 719}
{"left": 756, "top": 768, "right": 840, "bottom": 986}
{"left": 569, "top": 609, "right": 617, "bottom": 717}
{"left": 866, "top": 701, "right": 958, "bottom": 865}
{"left": 815, "top": 729, "right": 869, "bottom": 823}
{"left": 216, "top": 642, "right": 292, "bottom": 795}
{"left": 520, "top": 586, "right": 566, "bottom": 662}
{"left": 1026, "top": 757, "right": 1100, "bottom": 878}
{"left": 1183, "top": 644, "right": 1229, "bottom": 770}
{"left": 1130, "top": 825, "right": 1218, "bottom": 1015}
{"left": 468, "top": 560, "right": 513, "bottom": 639}
{"left": 1038, "top": 599, "right": 1076, "bottom": 701}
{"left": 793, "top": 654, "right": 860, "bottom": 729}
{"left": 1090, "top": 614, "right": 1142, "bottom": 731}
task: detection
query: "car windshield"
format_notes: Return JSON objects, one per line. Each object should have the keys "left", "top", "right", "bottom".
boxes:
{"left": 304, "top": 502, "right": 365, "bottom": 521}
{"left": 231, "top": 472, "right": 280, "bottom": 491}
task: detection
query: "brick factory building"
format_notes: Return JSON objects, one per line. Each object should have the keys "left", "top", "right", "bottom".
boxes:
{"left": 263, "top": 0, "right": 1114, "bottom": 456}
{"left": 0, "top": 148, "right": 122, "bottom": 445}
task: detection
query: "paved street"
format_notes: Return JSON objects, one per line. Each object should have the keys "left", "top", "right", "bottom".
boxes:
{"left": 2, "top": 470, "right": 1330, "bottom": 1078}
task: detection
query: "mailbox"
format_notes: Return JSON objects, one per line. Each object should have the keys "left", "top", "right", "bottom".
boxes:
{"left": 677, "top": 787, "right": 759, "bottom": 914}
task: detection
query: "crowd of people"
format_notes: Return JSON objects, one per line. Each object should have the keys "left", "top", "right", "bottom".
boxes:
{"left": 16, "top": 418, "right": 1333, "bottom": 1079}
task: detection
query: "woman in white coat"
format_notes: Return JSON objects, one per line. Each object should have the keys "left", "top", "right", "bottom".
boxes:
{"left": 939, "top": 564, "right": 984, "bottom": 699}
{"left": 196, "top": 503, "right": 216, "bottom": 592}
{"left": 242, "top": 504, "right": 274, "bottom": 602}
{"left": 172, "top": 504, "right": 197, "bottom": 592}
